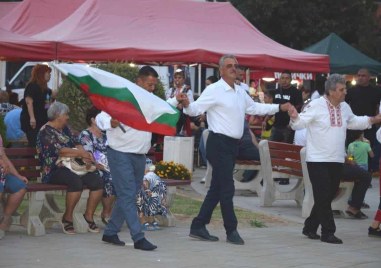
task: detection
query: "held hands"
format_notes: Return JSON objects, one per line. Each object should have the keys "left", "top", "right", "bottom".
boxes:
{"left": 288, "top": 106, "right": 298, "bottom": 120}
{"left": 176, "top": 93, "right": 190, "bottom": 108}
{"left": 369, "top": 114, "right": 381, "bottom": 125}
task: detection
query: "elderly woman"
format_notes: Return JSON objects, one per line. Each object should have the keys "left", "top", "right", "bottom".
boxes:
{"left": 79, "top": 107, "right": 115, "bottom": 224}
{"left": 36, "top": 102, "right": 103, "bottom": 235}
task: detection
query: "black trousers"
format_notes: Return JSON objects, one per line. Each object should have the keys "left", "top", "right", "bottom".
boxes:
{"left": 342, "top": 163, "right": 372, "bottom": 210}
{"left": 304, "top": 162, "right": 343, "bottom": 236}
{"left": 191, "top": 132, "right": 239, "bottom": 234}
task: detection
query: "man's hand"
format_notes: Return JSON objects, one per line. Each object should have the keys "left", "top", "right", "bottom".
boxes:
{"left": 110, "top": 118, "right": 120, "bottom": 128}
{"left": 369, "top": 114, "right": 381, "bottom": 125}
{"left": 177, "top": 93, "right": 190, "bottom": 108}
{"left": 279, "top": 102, "right": 292, "bottom": 112}
{"left": 287, "top": 105, "right": 299, "bottom": 120}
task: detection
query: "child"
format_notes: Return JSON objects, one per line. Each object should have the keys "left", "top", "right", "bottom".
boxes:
{"left": 347, "top": 131, "right": 374, "bottom": 171}
{"left": 136, "top": 166, "right": 167, "bottom": 231}
{"left": 261, "top": 89, "right": 276, "bottom": 140}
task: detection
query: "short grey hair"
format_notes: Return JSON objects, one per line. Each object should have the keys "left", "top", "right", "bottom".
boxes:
{"left": 47, "top": 101, "right": 69, "bottom": 121}
{"left": 325, "top": 74, "right": 346, "bottom": 95}
{"left": 219, "top": 54, "right": 237, "bottom": 68}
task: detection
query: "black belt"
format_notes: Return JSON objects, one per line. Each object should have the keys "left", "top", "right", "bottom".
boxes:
{"left": 209, "top": 131, "right": 239, "bottom": 142}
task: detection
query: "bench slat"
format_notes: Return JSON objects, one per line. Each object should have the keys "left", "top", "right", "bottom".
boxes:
{"left": 4, "top": 147, "right": 38, "bottom": 156}
{"left": 268, "top": 141, "right": 303, "bottom": 151}
{"left": 9, "top": 159, "right": 41, "bottom": 167}
{"left": 269, "top": 150, "right": 301, "bottom": 161}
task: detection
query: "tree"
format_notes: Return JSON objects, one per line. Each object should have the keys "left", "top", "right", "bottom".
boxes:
{"left": 230, "top": 0, "right": 381, "bottom": 60}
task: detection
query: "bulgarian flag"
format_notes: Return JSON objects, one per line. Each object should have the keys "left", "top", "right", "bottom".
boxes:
{"left": 54, "top": 63, "right": 179, "bottom": 136}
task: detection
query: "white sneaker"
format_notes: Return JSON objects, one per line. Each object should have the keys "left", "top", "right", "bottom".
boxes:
{"left": 200, "top": 178, "right": 205, "bottom": 184}
{"left": 0, "top": 229, "right": 5, "bottom": 240}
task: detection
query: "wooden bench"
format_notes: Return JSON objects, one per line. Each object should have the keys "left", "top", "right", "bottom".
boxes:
{"left": 201, "top": 130, "right": 262, "bottom": 194}
{"left": 1, "top": 147, "right": 92, "bottom": 236}
{"left": 258, "top": 140, "right": 304, "bottom": 207}
{"left": 300, "top": 147, "right": 354, "bottom": 218}
{"left": 0, "top": 147, "right": 191, "bottom": 235}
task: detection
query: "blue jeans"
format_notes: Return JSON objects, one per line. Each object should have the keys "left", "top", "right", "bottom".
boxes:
{"left": 103, "top": 148, "right": 146, "bottom": 242}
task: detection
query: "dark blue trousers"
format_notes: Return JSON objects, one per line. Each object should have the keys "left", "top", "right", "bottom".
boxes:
{"left": 191, "top": 132, "right": 239, "bottom": 234}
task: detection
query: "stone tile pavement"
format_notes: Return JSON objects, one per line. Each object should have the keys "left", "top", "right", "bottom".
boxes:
{"left": 0, "top": 168, "right": 380, "bottom": 268}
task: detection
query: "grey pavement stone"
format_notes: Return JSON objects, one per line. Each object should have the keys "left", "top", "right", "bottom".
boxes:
{"left": 0, "top": 168, "right": 380, "bottom": 268}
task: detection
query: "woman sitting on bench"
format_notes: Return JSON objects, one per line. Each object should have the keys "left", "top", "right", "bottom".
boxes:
{"left": 0, "top": 136, "right": 28, "bottom": 239}
{"left": 36, "top": 102, "right": 103, "bottom": 235}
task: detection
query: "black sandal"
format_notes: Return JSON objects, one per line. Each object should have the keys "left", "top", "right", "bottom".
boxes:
{"left": 83, "top": 215, "right": 100, "bottom": 233}
{"left": 61, "top": 218, "right": 76, "bottom": 235}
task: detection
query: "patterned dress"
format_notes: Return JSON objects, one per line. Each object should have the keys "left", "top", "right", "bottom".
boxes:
{"left": 36, "top": 125, "right": 76, "bottom": 183}
{"left": 0, "top": 136, "right": 5, "bottom": 189}
{"left": 136, "top": 172, "right": 167, "bottom": 217}
{"left": 79, "top": 129, "right": 115, "bottom": 197}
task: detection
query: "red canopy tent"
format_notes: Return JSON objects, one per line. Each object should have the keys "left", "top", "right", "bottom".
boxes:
{"left": 0, "top": 2, "right": 18, "bottom": 20}
{"left": 0, "top": 0, "right": 86, "bottom": 36}
{"left": 0, "top": 0, "right": 329, "bottom": 73}
{"left": 0, "top": 28, "right": 55, "bottom": 61}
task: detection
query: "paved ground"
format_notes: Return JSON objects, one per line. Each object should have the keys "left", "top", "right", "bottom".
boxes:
{"left": 1, "top": 168, "right": 380, "bottom": 268}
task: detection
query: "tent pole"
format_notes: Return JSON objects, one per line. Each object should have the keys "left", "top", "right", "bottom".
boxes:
{"left": 198, "top": 64, "right": 202, "bottom": 95}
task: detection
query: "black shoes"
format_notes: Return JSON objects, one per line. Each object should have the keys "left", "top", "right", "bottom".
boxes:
{"left": 302, "top": 230, "right": 320, "bottom": 240}
{"left": 102, "top": 234, "right": 125, "bottom": 246}
{"left": 226, "top": 230, "right": 245, "bottom": 245}
{"left": 368, "top": 227, "right": 381, "bottom": 238}
{"left": 189, "top": 227, "right": 219, "bottom": 242}
{"left": 320, "top": 234, "right": 343, "bottom": 244}
{"left": 134, "top": 238, "right": 157, "bottom": 251}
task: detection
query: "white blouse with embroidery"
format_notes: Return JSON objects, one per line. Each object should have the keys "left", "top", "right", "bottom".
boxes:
{"left": 290, "top": 96, "right": 371, "bottom": 163}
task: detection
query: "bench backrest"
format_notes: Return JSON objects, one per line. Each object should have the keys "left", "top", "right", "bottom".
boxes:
{"left": 4, "top": 147, "right": 41, "bottom": 181}
{"left": 259, "top": 140, "right": 303, "bottom": 177}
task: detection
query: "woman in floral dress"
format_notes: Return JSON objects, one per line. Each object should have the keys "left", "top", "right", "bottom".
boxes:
{"left": 79, "top": 107, "right": 115, "bottom": 224}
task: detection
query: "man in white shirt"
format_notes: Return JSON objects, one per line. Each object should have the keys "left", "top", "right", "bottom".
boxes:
{"left": 289, "top": 74, "right": 381, "bottom": 244}
{"left": 183, "top": 54, "right": 291, "bottom": 245}
{"left": 98, "top": 66, "right": 183, "bottom": 250}
{"left": 235, "top": 65, "right": 250, "bottom": 93}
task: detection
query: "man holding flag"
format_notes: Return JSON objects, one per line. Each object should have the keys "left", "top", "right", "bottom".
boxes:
{"left": 96, "top": 66, "right": 184, "bottom": 250}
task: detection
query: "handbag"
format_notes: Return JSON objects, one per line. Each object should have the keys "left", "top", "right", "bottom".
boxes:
{"left": 56, "top": 156, "right": 97, "bottom": 176}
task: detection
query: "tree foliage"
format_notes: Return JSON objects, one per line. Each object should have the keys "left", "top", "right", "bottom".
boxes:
{"left": 230, "top": 0, "right": 381, "bottom": 60}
